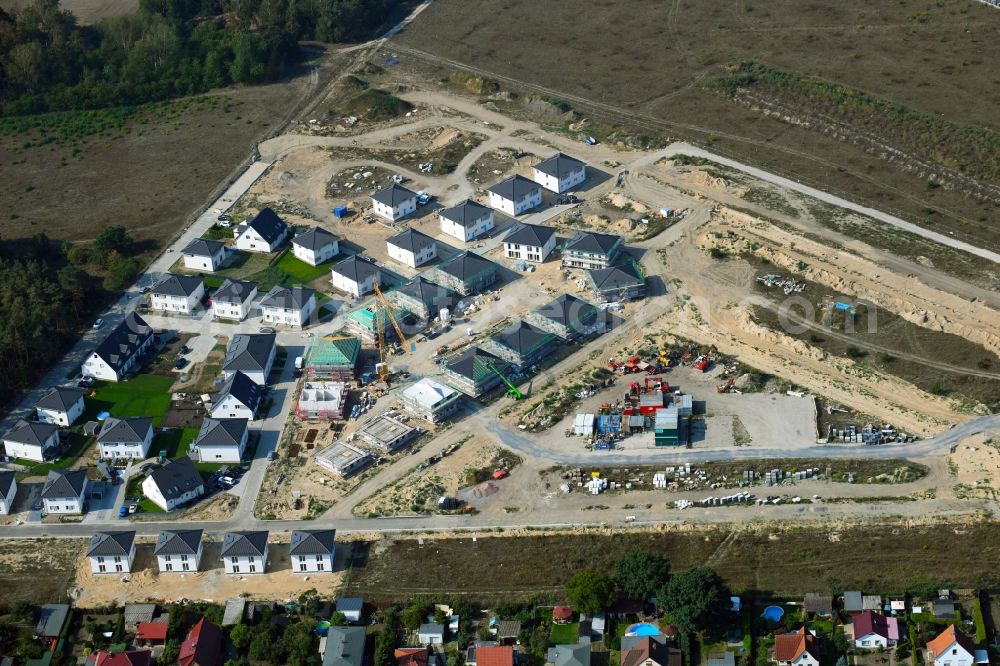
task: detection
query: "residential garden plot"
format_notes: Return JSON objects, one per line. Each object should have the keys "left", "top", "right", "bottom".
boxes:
{"left": 82, "top": 374, "right": 174, "bottom": 426}
{"left": 274, "top": 249, "right": 335, "bottom": 284}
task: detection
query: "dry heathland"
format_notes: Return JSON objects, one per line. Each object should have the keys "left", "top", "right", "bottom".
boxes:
{"left": 393, "top": 0, "right": 1000, "bottom": 249}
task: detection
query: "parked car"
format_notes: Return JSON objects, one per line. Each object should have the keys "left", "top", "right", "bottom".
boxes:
{"left": 174, "top": 358, "right": 188, "bottom": 370}
{"left": 266, "top": 450, "right": 277, "bottom": 461}
{"left": 179, "top": 345, "right": 191, "bottom": 354}
{"left": 77, "top": 376, "right": 95, "bottom": 388}
{"left": 217, "top": 213, "right": 230, "bottom": 222}
{"left": 92, "top": 318, "right": 104, "bottom": 329}
{"left": 259, "top": 326, "right": 275, "bottom": 334}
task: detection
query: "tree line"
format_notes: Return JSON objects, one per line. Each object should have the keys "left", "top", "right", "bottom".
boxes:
{"left": 0, "top": 0, "right": 406, "bottom": 116}
{"left": 0, "top": 227, "right": 141, "bottom": 407}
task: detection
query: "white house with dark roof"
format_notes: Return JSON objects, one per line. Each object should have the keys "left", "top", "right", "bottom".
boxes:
{"left": 562, "top": 231, "right": 623, "bottom": 270}
{"left": 192, "top": 417, "right": 249, "bottom": 462}
{"left": 150, "top": 274, "right": 206, "bottom": 315}
{"left": 292, "top": 227, "right": 340, "bottom": 266}
{"left": 532, "top": 153, "right": 587, "bottom": 193}
{"left": 221, "top": 531, "right": 269, "bottom": 574}
{"left": 440, "top": 199, "right": 495, "bottom": 242}
{"left": 142, "top": 457, "right": 205, "bottom": 511}
{"left": 87, "top": 531, "right": 136, "bottom": 574}
{"left": 235, "top": 207, "right": 290, "bottom": 253}
{"left": 331, "top": 255, "right": 381, "bottom": 298}
{"left": 3, "top": 419, "right": 59, "bottom": 462}
{"left": 182, "top": 238, "right": 227, "bottom": 272}
{"left": 503, "top": 223, "right": 557, "bottom": 263}
{"left": 41, "top": 468, "right": 88, "bottom": 514}
{"left": 260, "top": 285, "right": 316, "bottom": 328}
{"left": 289, "top": 529, "right": 336, "bottom": 573}
{"left": 82, "top": 312, "right": 154, "bottom": 382}
{"left": 325, "top": 625, "right": 366, "bottom": 666}
{"left": 211, "top": 279, "right": 257, "bottom": 321}
{"left": 371, "top": 184, "right": 418, "bottom": 221}
{"left": 223, "top": 333, "right": 276, "bottom": 386}
{"left": 441, "top": 347, "right": 513, "bottom": 398}
{"left": 0, "top": 471, "right": 17, "bottom": 515}
{"left": 34, "top": 386, "right": 85, "bottom": 427}
{"left": 210, "top": 371, "right": 261, "bottom": 421}
{"left": 155, "top": 529, "right": 204, "bottom": 573}
{"left": 488, "top": 175, "right": 542, "bottom": 216}
{"left": 97, "top": 416, "right": 153, "bottom": 460}
{"left": 387, "top": 229, "right": 437, "bottom": 268}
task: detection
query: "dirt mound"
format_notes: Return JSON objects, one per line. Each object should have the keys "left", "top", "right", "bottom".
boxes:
{"left": 429, "top": 127, "right": 461, "bottom": 150}
{"left": 473, "top": 482, "right": 499, "bottom": 498}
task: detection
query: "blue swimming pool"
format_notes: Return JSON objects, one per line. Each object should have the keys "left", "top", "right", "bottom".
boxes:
{"left": 626, "top": 623, "right": 661, "bottom": 637}
{"left": 761, "top": 606, "right": 784, "bottom": 623}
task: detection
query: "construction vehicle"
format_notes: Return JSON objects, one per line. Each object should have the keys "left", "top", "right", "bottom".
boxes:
{"left": 372, "top": 279, "right": 409, "bottom": 386}
{"left": 486, "top": 361, "right": 523, "bottom": 400}
{"left": 692, "top": 355, "right": 710, "bottom": 372}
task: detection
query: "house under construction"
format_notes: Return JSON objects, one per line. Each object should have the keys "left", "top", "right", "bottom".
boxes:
{"left": 296, "top": 381, "right": 349, "bottom": 420}
{"left": 344, "top": 304, "right": 411, "bottom": 344}
{"left": 304, "top": 335, "right": 360, "bottom": 380}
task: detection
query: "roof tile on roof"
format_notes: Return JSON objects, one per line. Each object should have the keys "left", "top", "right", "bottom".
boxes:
{"left": 589, "top": 262, "right": 644, "bottom": 291}
{"left": 241, "top": 208, "right": 289, "bottom": 244}
{"left": 154, "top": 529, "right": 203, "bottom": 556}
{"left": 146, "top": 457, "right": 203, "bottom": 502}
{"left": 927, "top": 625, "right": 975, "bottom": 661}
{"left": 41, "top": 469, "right": 87, "bottom": 499}
{"left": 774, "top": 628, "right": 818, "bottom": 663}
{"left": 182, "top": 238, "right": 225, "bottom": 257}
{"left": 388, "top": 228, "right": 436, "bottom": 253}
{"left": 195, "top": 418, "right": 249, "bottom": 448}
{"left": 534, "top": 153, "right": 586, "bottom": 179}
{"left": 293, "top": 226, "right": 338, "bottom": 251}
{"left": 34, "top": 386, "right": 85, "bottom": 412}
{"left": 221, "top": 531, "right": 268, "bottom": 557}
{"left": 504, "top": 222, "right": 556, "bottom": 247}
{"left": 488, "top": 174, "right": 541, "bottom": 200}
{"left": 212, "top": 278, "right": 257, "bottom": 304}
{"left": 289, "top": 529, "right": 336, "bottom": 556}
{"left": 179, "top": 618, "right": 223, "bottom": 666}
{"left": 331, "top": 255, "right": 381, "bottom": 282}
{"left": 152, "top": 274, "right": 204, "bottom": 298}
{"left": 490, "top": 320, "right": 556, "bottom": 356}
{"left": 213, "top": 371, "right": 261, "bottom": 412}
{"left": 437, "top": 251, "right": 498, "bottom": 282}
{"left": 224, "top": 333, "right": 275, "bottom": 373}
{"left": 445, "top": 347, "right": 511, "bottom": 382}
{"left": 259, "top": 285, "right": 315, "bottom": 310}
{"left": 91, "top": 312, "right": 153, "bottom": 374}
{"left": 97, "top": 416, "right": 152, "bottom": 444}
{"left": 3, "top": 419, "right": 58, "bottom": 446}
{"left": 475, "top": 646, "right": 514, "bottom": 666}
{"left": 565, "top": 231, "right": 622, "bottom": 256}
{"left": 87, "top": 531, "right": 136, "bottom": 557}
{"left": 440, "top": 199, "right": 492, "bottom": 226}
{"left": 372, "top": 184, "right": 418, "bottom": 206}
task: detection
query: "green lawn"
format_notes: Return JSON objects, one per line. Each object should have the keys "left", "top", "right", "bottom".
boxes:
{"left": 549, "top": 622, "right": 579, "bottom": 645}
{"left": 138, "top": 498, "right": 165, "bottom": 514}
{"left": 203, "top": 276, "right": 224, "bottom": 289}
{"left": 84, "top": 375, "right": 175, "bottom": 426}
{"left": 274, "top": 250, "right": 331, "bottom": 284}
{"left": 153, "top": 427, "right": 200, "bottom": 459}
{"left": 18, "top": 432, "right": 93, "bottom": 477}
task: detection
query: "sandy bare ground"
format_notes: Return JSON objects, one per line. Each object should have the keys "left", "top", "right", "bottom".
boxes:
{"left": 948, "top": 431, "right": 1000, "bottom": 500}
{"left": 353, "top": 436, "right": 501, "bottom": 516}
{"left": 70, "top": 539, "right": 349, "bottom": 606}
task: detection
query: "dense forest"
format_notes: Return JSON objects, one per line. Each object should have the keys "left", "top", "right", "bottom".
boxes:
{"left": 0, "top": 227, "right": 141, "bottom": 405}
{"left": 0, "top": 0, "right": 405, "bottom": 115}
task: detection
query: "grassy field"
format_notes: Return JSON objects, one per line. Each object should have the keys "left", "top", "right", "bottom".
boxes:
{"left": 83, "top": 375, "right": 175, "bottom": 426}
{"left": 393, "top": 0, "right": 1000, "bottom": 250}
{"left": 0, "top": 538, "right": 79, "bottom": 603}
{"left": 0, "top": 67, "right": 316, "bottom": 245}
{"left": 549, "top": 622, "right": 580, "bottom": 644}
{"left": 0, "top": 0, "right": 137, "bottom": 24}
{"left": 347, "top": 522, "right": 1000, "bottom": 602}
